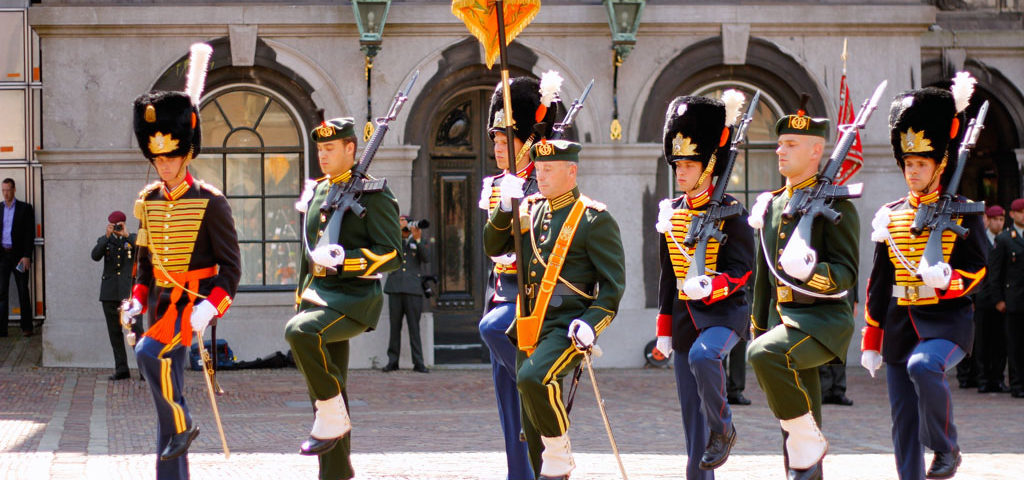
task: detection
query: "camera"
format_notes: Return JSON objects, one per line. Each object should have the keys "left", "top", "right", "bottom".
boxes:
{"left": 113, "top": 224, "right": 123, "bottom": 232}
{"left": 421, "top": 275, "right": 438, "bottom": 299}
{"left": 403, "top": 219, "right": 430, "bottom": 232}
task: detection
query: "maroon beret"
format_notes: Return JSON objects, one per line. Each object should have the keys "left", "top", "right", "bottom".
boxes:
{"left": 1012, "top": 199, "right": 1024, "bottom": 212}
{"left": 108, "top": 211, "right": 127, "bottom": 223}
{"left": 986, "top": 205, "right": 1005, "bottom": 217}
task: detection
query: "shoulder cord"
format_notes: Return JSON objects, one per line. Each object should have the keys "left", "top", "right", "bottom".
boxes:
{"left": 884, "top": 228, "right": 920, "bottom": 274}
{"left": 527, "top": 198, "right": 597, "bottom": 300}
{"left": 759, "top": 226, "right": 847, "bottom": 300}
{"left": 666, "top": 226, "right": 721, "bottom": 276}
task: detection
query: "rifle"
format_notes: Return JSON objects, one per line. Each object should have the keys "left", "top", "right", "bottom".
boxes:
{"left": 681, "top": 90, "right": 761, "bottom": 281}
{"left": 312, "top": 71, "right": 419, "bottom": 272}
{"left": 912, "top": 100, "right": 989, "bottom": 271}
{"left": 779, "top": 80, "right": 887, "bottom": 265}
{"left": 551, "top": 79, "right": 594, "bottom": 140}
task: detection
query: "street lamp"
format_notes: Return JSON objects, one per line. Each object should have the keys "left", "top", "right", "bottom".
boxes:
{"left": 604, "top": 0, "right": 645, "bottom": 140}
{"left": 352, "top": 0, "right": 392, "bottom": 140}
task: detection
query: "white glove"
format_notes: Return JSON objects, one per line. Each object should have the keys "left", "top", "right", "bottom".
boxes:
{"left": 918, "top": 262, "right": 952, "bottom": 290}
{"left": 779, "top": 237, "right": 816, "bottom": 281}
{"left": 568, "top": 319, "right": 595, "bottom": 351}
{"left": 310, "top": 244, "right": 345, "bottom": 267}
{"left": 478, "top": 176, "right": 496, "bottom": 210}
{"left": 870, "top": 206, "right": 892, "bottom": 243}
{"left": 294, "top": 179, "right": 319, "bottom": 214}
{"left": 655, "top": 336, "right": 673, "bottom": 357}
{"left": 190, "top": 300, "right": 217, "bottom": 333}
{"left": 860, "top": 350, "right": 883, "bottom": 378}
{"left": 120, "top": 298, "right": 142, "bottom": 327}
{"left": 655, "top": 199, "right": 674, "bottom": 233}
{"left": 682, "top": 275, "right": 713, "bottom": 300}
{"left": 490, "top": 253, "right": 517, "bottom": 265}
{"left": 747, "top": 191, "right": 774, "bottom": 230}
{"left": 498, "top": 175, "right": 525, "bottom": 212}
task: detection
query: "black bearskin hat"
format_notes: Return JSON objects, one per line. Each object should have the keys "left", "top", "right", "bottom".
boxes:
{"left": 662, "top": 95, "right": 732, "bottom": 178}
{"left": 133, "top": 91, "right": 201, "bottom": 161}
{"left": 487, "top": 76, "right": 559, "bottom": 143}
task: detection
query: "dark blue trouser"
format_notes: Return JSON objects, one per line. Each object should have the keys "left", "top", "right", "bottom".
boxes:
{"left": 886, "top": 339, "right": 965, "bottom": 480}
{"left": 673, "top": 348, "right": 713, "bottom": 480}
{"left": 480, "top": 301, "right": 534, "bottom": 480}
{"left": 136, "top": 336, "right": 191, "bottom": 480}
{"left": 688, "top": 327, "right": 739, "bottom": 436}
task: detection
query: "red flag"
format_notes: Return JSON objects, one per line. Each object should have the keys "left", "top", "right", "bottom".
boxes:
{"left": 835, "top": 74, "right": 863, "bottom": 185}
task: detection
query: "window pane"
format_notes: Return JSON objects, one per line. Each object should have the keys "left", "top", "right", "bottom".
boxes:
{"left": 200, "top": 101, "right": 231, "bottom": 148}
{"left": 0, "top": 12, "right": 25, "bottom": 83}
{"left": 239, "top": 243, "right": 263, "bottom": 285}
{"left": 264, "top": 153, "right": 300, "bottom": 196}
{"left": 31, "top": 29, "right": 39, "bottom": 82}
{"left": 0, "top": 90, "right": 26, "bottom": 160}
{"left": 225, "top": 129, "right": 262, "bottom": 148}
{"left": 439, "top": 174, "right": 469, "bottom": 293}
{"left": 746, "top": 147, "right": 783, "bottom": 192}
{"left": 216, "top": 91, "right": 268, "bottom": 128}
{"left": 229, "top": 197, "right": 262, "bottom": 241}
{"left": 747, "top": 102, "right": 781, "bottom": 143}
{"left": 260, "top": 100, "right": 300, "bottom": 147}
{"left": 266, "top": 242, "right": 299, "bottom": 285}
{"left": 192, "top": 154, "right": 223, "bottom": 190}
{"left": 31, "top": 88, "right": 41, "bottom": 151}
{"left": 226, "top": 153, "right": 261, "bottom": 195}
{"left": 265, "top": 197, "right": 300, "bottom": 241}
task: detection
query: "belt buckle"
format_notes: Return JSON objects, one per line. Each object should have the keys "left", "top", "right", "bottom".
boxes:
{"left": 313, "top": 264, "right": 326, "bottom": 278}
{"left": 907, "top": 287, "right": 919, "bottom": 302}
{"left": 525, "top": 284, "right": 535, "bottom": 298}
{"left": 777, "top": 286, "right": 793, "bottom": 303}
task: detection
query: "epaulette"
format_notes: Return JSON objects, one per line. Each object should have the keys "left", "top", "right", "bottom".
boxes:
{"left": 886, "top": 198, "right": 905, "bottom": 209}
{"left": 195, "top": 179, "right": 224, "bottom": 196}
{"left": 582, "top": 196, "right": 606, "bottom": 212}
{"left": 525, "top": 192, "right": 544, "bottom": 204}
{"left": 361, "top": 176, "right": 387, "bottom": 193}
{"left": 137, "top": 180, "right": 161, "bottom": 199}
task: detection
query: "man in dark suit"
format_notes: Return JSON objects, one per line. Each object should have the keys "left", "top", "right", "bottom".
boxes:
{"left": 974, "top": 205, "right": 1009, "bottom": 393}
{"left": 0, "top": 178, "right": 35, "bottom": 337}
{"left": 382, "top": 215, "right": 430, "bottom": 373}
{"left": 91, "top": 210, "right": 144, "bottom": 380}
{"left": 991, "top": 198, "right": 1024, "bottom": 398}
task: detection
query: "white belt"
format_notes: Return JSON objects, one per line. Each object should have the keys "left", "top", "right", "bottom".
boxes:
{"left": 892, "top": 285, "right": 937, "bottom": 301}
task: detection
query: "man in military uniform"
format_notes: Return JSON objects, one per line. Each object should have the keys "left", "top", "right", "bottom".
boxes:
{"left": 990, "top": 198, "right": 1024, "bottom": 398}
{"left": 747, "top": 102, "right": 859, "bottom": 480}
{"left": 91, "top": 210, "right": 142, "bottom": 380}
{"left": 123, "top": 43, "right": 242, "bottom": 480}
{"left": 973, "top": 205, "right": 1009, "bottom": 393}
{"left": 382, "top": 215, "right": 430, "bottom": 373}
{"left": 861, "top": 77, "right": 987, "bottom": 479}
{"left": 653, "top": 93, "right": 753, "bottom": 478}
{"left": 477, "top": 74, "right": 560, "bottom": 480}
{"left": 484, "top": 139, "right": 625, "bottom": 480}
{"left": 285, "top": 117, "right": 402, "bottom": 480}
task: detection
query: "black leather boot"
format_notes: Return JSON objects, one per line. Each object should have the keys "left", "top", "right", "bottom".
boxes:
{"left": 160, "top": 425, "right": 199, "bottom": 460}
{"left": 787, "top": 460, "right": 823, "bottom": 480}
{"left": 700, "top": 424, "right": 737, "bottom": 470}
{"left": 300, "top": 435, "right": 341, "bottom": 456}
{"left": 926, "top": 448, "right": 961, "bottom": 479}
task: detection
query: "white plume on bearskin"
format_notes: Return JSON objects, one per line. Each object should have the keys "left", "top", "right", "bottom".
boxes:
{"left": 747, "top": 191, "right": 774, "bottom": 230}
{"left": 951, "top": 71, "right": 976, "bottom": 114}
{"left": 185, "top": 43, "right": 213, "bottom": 105}
{"left": 539, "top": 70, "right": 563, "bottom": 108}
{"left": 870, "top": 205, "right": 893, "bottom": 243}
{"left": 655, "top": 198, "right": 674, "bottom": 233}
{"left": 721, "top": 89, "right": 746, "bottom": 127}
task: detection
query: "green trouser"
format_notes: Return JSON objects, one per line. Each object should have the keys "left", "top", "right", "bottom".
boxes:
{"left": 516, "top": 328, "right": 582, "bottom": 438}
{"left": 748, "top": 324, "right": 831, "bottom": 425}
{"left": 285, "top": 307, "right": 367, "bottom": 480}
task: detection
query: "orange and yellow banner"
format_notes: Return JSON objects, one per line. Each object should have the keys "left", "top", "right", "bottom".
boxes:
{"left": 451, "top": 0, "right": 541, "bottom": 69}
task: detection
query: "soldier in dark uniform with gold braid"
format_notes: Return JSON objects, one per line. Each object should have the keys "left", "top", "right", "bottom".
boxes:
{"left": 747, "top": 102, "right": 859, "bottom": 480}
{"left": 484, "top": 139, "right": 625, "bottom": 480}
{"left": 123, "top": 43, "right": 242, "bottom": 480}
{"left": 286, "top": 117, "right": 403, "bottom": 480}
{"left": 477, "top": 73, "right": 561, "bottom": 480}
{"left": 653, "top": 92, "right": 753, "bottom": 479}
{"left": 860, "top": 73, "right": 988, "bottom": 480}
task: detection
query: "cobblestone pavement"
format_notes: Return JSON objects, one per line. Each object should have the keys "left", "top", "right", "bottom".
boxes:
{"left": 2, "top": 332, "right": 1022, "bottom": 479}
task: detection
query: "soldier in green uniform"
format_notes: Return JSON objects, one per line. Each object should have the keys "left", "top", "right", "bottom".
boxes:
{"left": 747, "top": 104, "right": 859, "bottom": 480}
{"left": 285, "top": 117, "right": 403, "bottom": 480}
{"left": 483, "top": 139, "right": 626, "bottom": 480}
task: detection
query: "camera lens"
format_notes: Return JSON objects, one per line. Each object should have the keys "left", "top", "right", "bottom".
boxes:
{"left": 113, "top": 224, "right": 123, "bottom": 231}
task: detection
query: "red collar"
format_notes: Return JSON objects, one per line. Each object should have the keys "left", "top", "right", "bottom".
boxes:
{"left": 685, "top": 184, "right": 713, "bottom": 209}
{"left": 162, "top": 172, "right": 194, "bottom": 201}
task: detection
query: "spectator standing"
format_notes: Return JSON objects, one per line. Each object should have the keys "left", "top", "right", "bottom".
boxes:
{"left": 0, "top": 178, "right": 35, "bottom": 337}
{"left": 382, "top": 215, "right": 430, "bottom": 373}
{"left": 91, "top": 210, "right": 143, "bottom": 380}
{"left": 974, "top": 205, "right": 1009, "bottom": 393}
{"left": 990, "top": 199, "right": 1024, "bottom": 398}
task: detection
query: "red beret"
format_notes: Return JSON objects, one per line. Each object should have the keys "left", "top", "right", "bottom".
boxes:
{"left": 108, "top": 211, "right": 127, "bottom": 223}
{"left": 1012, "top": 199, "right": 1024, "bottom": 212}
{"left": 986, "top": 205, "right": 1005, "bottom": 217}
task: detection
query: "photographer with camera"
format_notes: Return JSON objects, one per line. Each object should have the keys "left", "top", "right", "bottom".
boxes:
{"left": 91, "top": 210, "right": 142, "bottom": 380}
{"left": 382, "top": 215, "right": 431, "bottom": 373}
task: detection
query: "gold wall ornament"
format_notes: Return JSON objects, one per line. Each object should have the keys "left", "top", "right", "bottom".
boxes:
{"left": 610, "top": 118, "right": 622, "bottom": 140}
{"left": 144, "top": 104, "right": 157, "bottom": 123}
{"left": 789, "top": 115, "right": 809, "bottom": 130}
{"left": 672, "top": 133, "right": 698, "bottom": 157}
{"left": 535, "top": 142, "right": 555, "bottom": 157}
{"left": 148, "top": 132, "right": 179, "bottom": 154}
{"left": 901, "top": 128, "right": 934, "bottom": 153}
{"left": 316, "top": 124, "right": 337, "bottom": 139}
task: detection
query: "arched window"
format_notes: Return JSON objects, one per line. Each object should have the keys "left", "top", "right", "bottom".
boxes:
{"left": 193, "top": 85, "right": 306, "bottom": 289}
{"left": 672, "top": 82, "right": 785, "bottom": 205}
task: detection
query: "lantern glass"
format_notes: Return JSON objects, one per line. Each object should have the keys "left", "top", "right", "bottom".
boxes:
{"left": 353, "top": 0, "right": 390, "bottom": 40}
{"left": 611, "top": 2, "right": 640, "bottom": 37}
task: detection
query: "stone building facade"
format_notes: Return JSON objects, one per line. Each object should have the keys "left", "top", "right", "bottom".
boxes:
{"left": 11, "top": 0, "right": 1023, "bottom": 368}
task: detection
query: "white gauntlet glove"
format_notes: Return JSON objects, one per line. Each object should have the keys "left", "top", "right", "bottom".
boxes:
{"left": 779, "top": 237, "right": 816, "bottom": 281}
{"left": 498, "top": 175, "right": 525, "bottom": 212}
{"left": 682, "top": 275, "right": 713, "bottom": 300}
{"left": 310, "top": 244, "right": 345, "bottom": 268}
{"left": 294, "top": 179, "right": 319, "bottom": 214}
{"left": 918, "top": 262, "right": 952, "bottom": 290}
{"left": 490, "top": 253, "right": 517, "bottom": 265}
{"left": 568, "top": 319, "right": 595, "bottom": 351}
{"left": 655, "top": 336, "right": 673, "bottom": 357}
{"left": 190, "top": 300, "right": 217, "bottom": 333}
{"left": 860, "top": 350, "right": 883, "bottom": 378}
